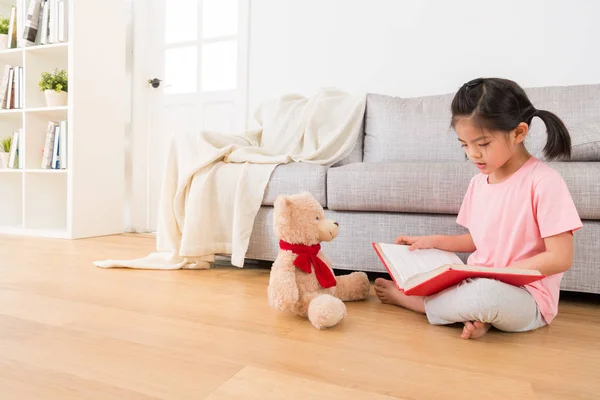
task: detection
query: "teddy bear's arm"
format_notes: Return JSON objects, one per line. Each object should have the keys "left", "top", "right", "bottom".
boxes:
{"left": 268, "top": 263, "right": 299, "bottom": 312}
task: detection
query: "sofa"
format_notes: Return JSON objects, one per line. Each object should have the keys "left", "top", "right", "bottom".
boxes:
{"left": 245, "top": 83, "right": 600, "bottom": 295}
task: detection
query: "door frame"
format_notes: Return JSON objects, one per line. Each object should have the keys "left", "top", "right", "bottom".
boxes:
{"left": 127, "top": 0, "right": 251, "bottom": 233}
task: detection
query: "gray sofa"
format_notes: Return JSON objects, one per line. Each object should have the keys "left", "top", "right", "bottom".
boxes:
{"left": 246, "top": 83, "right": 600, "bottom": 295}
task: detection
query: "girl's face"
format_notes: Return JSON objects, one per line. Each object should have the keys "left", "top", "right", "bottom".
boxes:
{"left": 454, "top": 117, "right": 527, "bottom": 175}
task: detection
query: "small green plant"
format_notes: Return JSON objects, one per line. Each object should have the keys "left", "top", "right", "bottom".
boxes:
{"left": 1, "top": 136, "right": 11, "bottom": 153}
{"left": 0, "top": 17, "right": 9, "bottom": 35}
{"left": 39, "top": 68, "right": 68, "bottom": 93}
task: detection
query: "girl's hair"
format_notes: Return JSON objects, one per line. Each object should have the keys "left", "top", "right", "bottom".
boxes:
{"left": 450, "top": 77, "right": 571, "bottom": 160}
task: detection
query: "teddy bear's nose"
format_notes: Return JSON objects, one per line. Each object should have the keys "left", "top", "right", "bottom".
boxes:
{"left": 334, "top": 222, "right": 339, "bottom": 226}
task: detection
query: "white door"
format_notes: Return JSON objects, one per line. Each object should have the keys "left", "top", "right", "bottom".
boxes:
{"left": 128, "top": 0, "right": 249, "bottom": 233}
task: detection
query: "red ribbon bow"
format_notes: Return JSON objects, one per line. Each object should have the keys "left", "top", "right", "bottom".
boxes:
{"left": 279, "top": 240, "right": 337, "bottom": 288}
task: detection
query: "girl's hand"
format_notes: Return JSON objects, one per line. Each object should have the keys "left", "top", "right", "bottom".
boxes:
{"left": 394, "top": 235, "right": 439, "bottom": 251}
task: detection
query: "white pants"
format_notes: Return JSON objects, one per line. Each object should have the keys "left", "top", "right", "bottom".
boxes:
{"left": 423, "top": 278, "right": 547, "bottom": 332}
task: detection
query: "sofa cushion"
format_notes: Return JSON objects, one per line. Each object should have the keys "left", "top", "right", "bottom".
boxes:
{"left": 262, "top": 163, "right": 327, "bottom": 206}
{"left": 525, "top": 84, "right": 600, "bottom": 161}
{"left": 327, "top": 161, "right": 475, "bottom": 215}
{"left": 568, "top": 117, "right": 600, "bottom": 161}
{"left": 327, "top": 161, "right": 600, "bottom": 219}
{"left": 550, "top": 162, "right": 600, "bottom": 220}
{"left": 363, "top": 93, "right": 463, "bottom": 163}
{"left": 333, "top": 119, "right": 364, "bottom": 166}
{"left": 363, "top": 83, "right": 600, "bottom": 163}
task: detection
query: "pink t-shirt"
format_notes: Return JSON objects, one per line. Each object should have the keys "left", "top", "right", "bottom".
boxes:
{"left": 456, "top": 156, "right": 582, "bottom": 324}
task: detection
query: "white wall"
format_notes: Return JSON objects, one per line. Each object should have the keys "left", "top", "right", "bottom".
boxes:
{"left": 248, "top": 0, "right": 600, "bottom": 114}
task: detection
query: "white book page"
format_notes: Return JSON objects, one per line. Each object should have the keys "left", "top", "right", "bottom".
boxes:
{"left": 379, "top": 243, "right": 464, "bottom": 285}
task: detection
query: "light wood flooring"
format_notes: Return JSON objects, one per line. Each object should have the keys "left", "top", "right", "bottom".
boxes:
{"left": 1, "top": 234, "right": 599, "bottom": 399}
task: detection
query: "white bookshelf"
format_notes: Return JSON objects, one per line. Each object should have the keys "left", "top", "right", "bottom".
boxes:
{"left": 0, "top": 0, "right": 126, "bottom": 239}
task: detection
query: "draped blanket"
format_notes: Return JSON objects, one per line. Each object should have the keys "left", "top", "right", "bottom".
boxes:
{"left": 94, "top": 88, "right": 366, "bottom": 270}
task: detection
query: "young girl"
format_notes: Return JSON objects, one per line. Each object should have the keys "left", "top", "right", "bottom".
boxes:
{"left": 374, "top": 77, "right": 583, "bottom": 339}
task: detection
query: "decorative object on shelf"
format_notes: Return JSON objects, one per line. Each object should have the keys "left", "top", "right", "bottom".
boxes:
{"left": 39, "top": 68, "right": 68, "bottom": 107}
{"left": 0, "top": 16, "right": 8, "bottom": 51}
{"left": 0, "top": 136, "right": 11, "bottom": 168}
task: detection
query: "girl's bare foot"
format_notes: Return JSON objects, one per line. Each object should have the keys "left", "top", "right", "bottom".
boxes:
{"left": 461, "top": 321, "right": 491, "bottom": 339}
{"left": 374, "top": 278, "right": 425, "bottom": 313}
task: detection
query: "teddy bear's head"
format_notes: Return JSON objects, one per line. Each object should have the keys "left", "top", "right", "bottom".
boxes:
{"left": 273, "top": 192, "right": 339, "bottom": 245}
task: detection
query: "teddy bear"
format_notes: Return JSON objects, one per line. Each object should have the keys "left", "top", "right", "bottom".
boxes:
{"left": 267, "top": 192, "right": 371, "bottom": 329}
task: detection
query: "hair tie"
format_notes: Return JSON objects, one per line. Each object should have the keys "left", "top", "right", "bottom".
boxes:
{"left": 464, "top": 78, "right": 484, "bottom": 90}
{"left": 522, "top": 106, "right": 538, "bottom": 120}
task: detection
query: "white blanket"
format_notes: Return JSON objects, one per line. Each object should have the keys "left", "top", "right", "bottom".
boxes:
{"left": 94, "top": 88, "right": 366, "bottom": 270}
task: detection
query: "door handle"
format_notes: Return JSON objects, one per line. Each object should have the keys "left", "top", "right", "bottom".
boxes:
{"left": 148, "top": 78, "right": 162, "bottom": 88}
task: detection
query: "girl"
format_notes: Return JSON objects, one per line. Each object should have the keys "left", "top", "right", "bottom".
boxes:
{"left": 374, "top": 77, "right": 583, "bottom": 339}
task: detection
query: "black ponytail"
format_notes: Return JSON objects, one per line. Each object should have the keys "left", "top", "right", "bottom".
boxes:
{"left": 450, "top": 78, "right": 572, "bottom": 161}
{"left": 534, "top": 109, "right": 571, "bottom": 160}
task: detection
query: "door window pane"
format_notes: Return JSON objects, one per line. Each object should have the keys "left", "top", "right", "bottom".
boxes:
{"left": 202, "top": 0, "right": 238, "bottom": 38}
{"left": 201, "top": 40, "right": 237, "bottom": 91}
{"left": 165, "top": 0, "right": 198, "bottom": 44}
{"left": 165, "top": 46, "right": 198, "bottom": 94}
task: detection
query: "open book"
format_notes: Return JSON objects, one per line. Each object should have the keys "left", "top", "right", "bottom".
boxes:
{"left": 372, "top": 242, "right": 545, "bottom": 296}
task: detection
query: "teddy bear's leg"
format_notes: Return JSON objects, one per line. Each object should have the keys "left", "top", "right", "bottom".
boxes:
{"left": 292, "top": 292, "right": 322, "bottom": 318}
{"left": 307, "top": 294, "right": 347, "bottom": 329}
{"left": 334, "top": 272, "right": 371, "bottom": 301}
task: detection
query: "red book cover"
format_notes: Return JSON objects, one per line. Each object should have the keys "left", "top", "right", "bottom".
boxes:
{"left": 372, "top": 242, "right": 545, "bottom": 296}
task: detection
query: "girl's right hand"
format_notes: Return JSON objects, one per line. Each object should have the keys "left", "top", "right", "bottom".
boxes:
{"left": 394, "top": 235, "right": 439, "bottom": 251}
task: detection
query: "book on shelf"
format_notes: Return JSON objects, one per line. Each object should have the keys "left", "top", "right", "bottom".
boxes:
{"left": 23, "top": 0, "right": 43, "bottom": 46}
{"left": 0, "top": 65, "right": 12, "bottom": 109}
{"left": 7, "top": 6, "right": 17, "bottom": 49}
{"left": 41, "top": 119, "right": 67, "bottom": 169}
{"left": 372, "top": 242, "right": 545, "bottom": 296}
{"left": 3, "top": 0, "right": 68, "bottom": 50}
{"left": 0, "top": 65, "right": 23, "bottom": 110}
{"left": 7, "top": 129, "right": 22, "bottom": 168}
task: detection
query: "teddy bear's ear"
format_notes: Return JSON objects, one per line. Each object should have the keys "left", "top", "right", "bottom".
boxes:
{"left": 274, "top": 195, "right": 293, "bottom": 211}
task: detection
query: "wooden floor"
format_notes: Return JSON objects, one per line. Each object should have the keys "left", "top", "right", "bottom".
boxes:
{"left": 1, "top": 234, "right": 599, "bottom": 400}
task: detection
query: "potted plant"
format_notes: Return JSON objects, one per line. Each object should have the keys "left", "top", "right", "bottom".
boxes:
{"left": 39, "top": 68, "right": 68, "bottom": 107}
{"left": 0, "top": 136, "right": 11, "bottom": 169}
{"left": 0, "top": 16, "right": 9, "bottom": 51}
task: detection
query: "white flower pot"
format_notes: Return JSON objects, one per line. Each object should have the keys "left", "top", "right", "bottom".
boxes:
{"left": 0, "top": 34, "right": 8, "bottom": 51}
{"left": 0, "top": 152, "right": 9, "bottom": 169}
{"left": 44, "top": 90, "right": 68, "bottom": 107}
